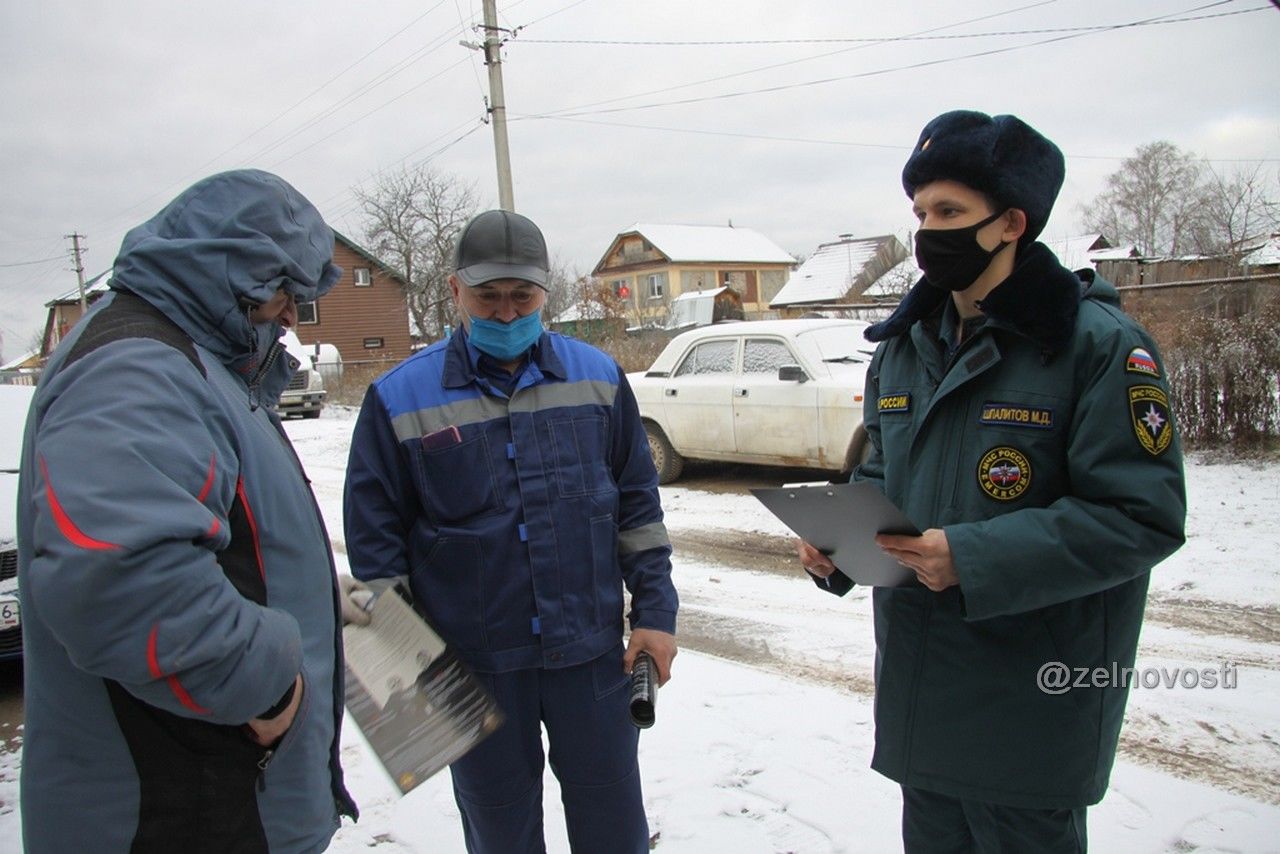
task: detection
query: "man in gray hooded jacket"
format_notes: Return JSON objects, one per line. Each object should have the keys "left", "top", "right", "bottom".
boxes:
{"left": 17, "top": 170, "right": 357, "bottom": 852}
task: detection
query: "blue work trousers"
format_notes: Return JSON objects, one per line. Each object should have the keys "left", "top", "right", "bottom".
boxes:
{"left": 449, "top": 646, "right": 648, "bottom": 854}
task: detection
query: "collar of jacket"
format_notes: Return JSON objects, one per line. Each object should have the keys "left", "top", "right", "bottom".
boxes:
{"left": 866, "top": 242, "right": 1084, "bottom": 355}
{"left": 442, "top": 325, "right": 567, "bottom": 389}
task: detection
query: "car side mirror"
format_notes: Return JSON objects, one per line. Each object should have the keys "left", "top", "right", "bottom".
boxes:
{"left": 778, "top": 364, "right": 808, "bottom": 383}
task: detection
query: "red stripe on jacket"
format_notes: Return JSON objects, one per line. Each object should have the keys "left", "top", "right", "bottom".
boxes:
{"left": 146, "top": 625, "right": 210, "bottom": 715}
{"left": 39, "top": 456, "right": 121, "bottom": 551}
{"left": 236, "top": 478, "right": 266, "bottom": 583}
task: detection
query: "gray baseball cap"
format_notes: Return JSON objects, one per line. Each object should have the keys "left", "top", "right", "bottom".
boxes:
{"left": 454, "top": 209, "right": 550, "bottom": 289}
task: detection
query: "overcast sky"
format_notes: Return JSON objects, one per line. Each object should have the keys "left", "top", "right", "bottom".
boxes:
{"left": 1, "top": 0, "right": 1277, "bottom": 361}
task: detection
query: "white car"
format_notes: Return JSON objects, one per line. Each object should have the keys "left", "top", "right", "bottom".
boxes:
{"left": 627, "top": 319, "right": 875, "bottom": 484}
{"left": 0, "top": 383, "right": 36, "bottom": 660}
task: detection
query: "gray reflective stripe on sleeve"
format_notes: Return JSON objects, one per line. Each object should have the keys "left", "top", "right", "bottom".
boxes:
{"left": 390, "top": 396, "right": 509, "bottom": 443}
{"left": 618, "top": 521, "right": 671, "bottom": 554}
{"left": 509, "top": 379, "right": 617, "bottom": 413}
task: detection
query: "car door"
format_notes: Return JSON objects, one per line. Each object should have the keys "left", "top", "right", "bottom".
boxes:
{"left": 660, "top": 337, "right": 738, "bottom": 456}
{"left": 732, "top": 337, "right": 820, "bottom": 463}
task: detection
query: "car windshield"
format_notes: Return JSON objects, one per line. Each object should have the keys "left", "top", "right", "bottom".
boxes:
{"left": 800, "top": 325, "right": 871, "bottom": 364}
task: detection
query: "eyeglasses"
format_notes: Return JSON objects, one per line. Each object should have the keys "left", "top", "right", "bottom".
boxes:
{"left": 470, "top": 287, "right": 540, "bottom": 308}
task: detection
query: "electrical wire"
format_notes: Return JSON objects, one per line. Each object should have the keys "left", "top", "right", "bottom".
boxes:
{"left": 0, "top": 255, "right": 65, "bottom": 269}
{"left": 517, "top": 0, "right": 1057, "bottom": 119}
{"left": 513, "top": 113, "right": 1280, "bottom": 163}
{"left": 518, "top": 5, "right": 1266, "bottom": 45}
{"left": 526, "top": 1, "right": 1253, "bottom": 120}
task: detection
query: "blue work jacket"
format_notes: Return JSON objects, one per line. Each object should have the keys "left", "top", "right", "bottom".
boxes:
{"left": 344, "top": 328, "right": 677, "bottom": 674}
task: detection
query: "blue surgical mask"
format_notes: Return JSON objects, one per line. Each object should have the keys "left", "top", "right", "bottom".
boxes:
{"left": 467, "top": 310, "right": 543, "bottom": 362}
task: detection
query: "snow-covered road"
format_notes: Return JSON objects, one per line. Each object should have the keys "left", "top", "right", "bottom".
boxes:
{"left": 2, "top": 406, "right": 1277, "bottom": 852}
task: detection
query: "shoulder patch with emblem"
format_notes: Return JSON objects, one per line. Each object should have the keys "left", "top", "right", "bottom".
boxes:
{"left": 977, "top": 446, "right": 1031, "bottom": 501}
{"left": 979, "top": 402, "right": 1054, "bottom": 429}
{"left": 1129, "top": 385, "right": 1173, "bottom": 456}
{"left": 878, "top": 392, "right": 911, "bottom": 414}
{"left": 1126, "top": 347, "right": 1160, "bottom": 378}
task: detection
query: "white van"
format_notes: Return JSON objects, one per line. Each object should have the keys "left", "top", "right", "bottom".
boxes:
{"left": 276, "top": 330, "right": 326, "bottom": 419}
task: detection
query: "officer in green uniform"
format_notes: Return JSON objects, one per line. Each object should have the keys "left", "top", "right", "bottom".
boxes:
{"left": 799, "top": 110, "right": 1186, "bottom": 853}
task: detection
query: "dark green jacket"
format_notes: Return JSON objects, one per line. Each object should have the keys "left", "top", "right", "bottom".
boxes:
{"left": 837, "top": 244, "right": 1185, "bottom": 808}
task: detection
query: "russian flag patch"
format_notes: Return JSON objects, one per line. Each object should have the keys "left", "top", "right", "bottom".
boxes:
{"left": 1126, "top": 347, "right": 1160, "bottom": 378}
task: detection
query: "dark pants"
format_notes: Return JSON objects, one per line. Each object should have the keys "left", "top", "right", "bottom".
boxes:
{"left": 449, "top": 646, "right": 648, "bottom": 854}
{"left": 902, "top": 786, "right": 1087, "bottom": 854}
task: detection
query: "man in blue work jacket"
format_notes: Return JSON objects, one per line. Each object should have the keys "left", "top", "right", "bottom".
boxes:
{"left": 344, "top": 209, "right": 678, "bottom": 854}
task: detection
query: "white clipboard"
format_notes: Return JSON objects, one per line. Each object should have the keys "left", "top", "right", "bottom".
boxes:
{"left": 751, "top": 481, "right": 920, "bottom": 587}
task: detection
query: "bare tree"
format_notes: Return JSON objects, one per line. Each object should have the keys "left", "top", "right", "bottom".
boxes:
{"left": 354, "top": 164, "right": 479, "bottom": 342}
{"left": 539, "top": 252, "right": 580, "bottom": 325}
{"left": 1081, "top": 141, "right": 1209, "bottom": 256}
{"left": 1191, "top": 163, "right": 1280, "bottom": 256}
{"left": 1082, "top": 142, "right": 1279, "bottom": 258}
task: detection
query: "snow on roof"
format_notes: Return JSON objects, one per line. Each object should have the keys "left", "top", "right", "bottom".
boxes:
{"left": 1241, "top": 233, "right": 1280, "bottom": 266}
{"left": 550, "top": 301, "right": 610, "bottom": 324}
{"left": 770, "top": 236, "right": 890, "bottom": 306}
{"left": 672, "top": 285, "right": 729, "bottom": 303}
{"left": 1, "top": 349, "right": 39, "bottom": 371}
{"left": 47, "top": 267, "right": 112, "bottom": 305}
{"left": 622, "top": 223, "right": 795, "bottom": 265}
{"left": 862, "top": 256, "right": 920, "bottom": 297}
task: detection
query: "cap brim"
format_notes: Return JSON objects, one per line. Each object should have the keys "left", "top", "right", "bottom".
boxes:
{"left": 457, "top": 262, "right": 549, "bottom": 289}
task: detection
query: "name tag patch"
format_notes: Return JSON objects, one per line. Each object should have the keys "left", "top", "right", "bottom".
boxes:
{"left": 979, "top": 402, "right": 1054, "bottom": 429}
{"left": 978, "top": 446, "right": 1031, "bottom": 501}
{"left": 878, "top": 392, "right": 911, "bottom": 414}
{"left": 1126, "top": 347, "right": 1161, "bottom": 378}
{"left": 1129, "top": 385, "right": 1173, "bottom": 456}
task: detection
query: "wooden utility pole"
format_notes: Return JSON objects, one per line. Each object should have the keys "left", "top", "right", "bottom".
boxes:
{"left": 66, "top": 233, "right": 88, "bottom": 312}
{"left": 481, "top": 0, "right": 515, "bottom": 211}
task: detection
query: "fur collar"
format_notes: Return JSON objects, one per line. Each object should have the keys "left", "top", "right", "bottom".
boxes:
{"left": 865, "top": 242, "right": 1083, "bottom": 353}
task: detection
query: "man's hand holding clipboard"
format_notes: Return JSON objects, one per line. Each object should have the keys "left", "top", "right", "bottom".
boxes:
{"left": 751, "top": 481, "right": 938, "bottom": 591}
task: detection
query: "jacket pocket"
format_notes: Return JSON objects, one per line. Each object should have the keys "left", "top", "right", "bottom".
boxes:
{"left": 589, "top": 513, "right": 621, "bottom": 627}
{"left": 544, "top": 414, "right": 613, "bottom": 497}
{"left": 414, "top": 434, "right": 502, "bottom": 525}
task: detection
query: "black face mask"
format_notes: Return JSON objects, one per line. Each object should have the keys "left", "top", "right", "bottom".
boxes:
{"left": 914, "top": 210, "right": 1011, "bottom": 292}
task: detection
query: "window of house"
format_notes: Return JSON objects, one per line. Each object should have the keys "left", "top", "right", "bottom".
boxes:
{"left": 612, "top": 278, "right": 632, "bottom": 300}
{"left": 354, "top": 267, "right": 372, "bottom": 287}
{"left": 296, "top": 300, "right": 318, "bottom": 325}
{"left": 673, "top": 339, "right": 736, "bottom": 377}
{"left": 362, "top": 337, "right": 384, "bottom": 349}
{"left": 647, "top": 272, "right": 665, "bottom": 300}
{"left": 743, "top": 339, "right": 796, "bottom": 374}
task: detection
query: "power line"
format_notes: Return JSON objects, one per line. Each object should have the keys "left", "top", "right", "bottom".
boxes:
{"left": 266, "top": 57, "right": 474, "bottom": 169}
{"left": 517, "top": 0, "right": 1058, "bottom": 120}
{"left": 518, "top": 0, "right": 599, "bottom": 29}
{"left": 0, "top": 255, "right": 65, "bottom": 269}
{"left": 518, "top": 6, "right": 1268, "bottom": 45}
{"left": 527, "top": 1, "right": 1251, "bottom": 120}
{"left": 513, "top": 114, "right": 1280, "bottom": 164}
{"left": 82, "top": 6, "right": 465, "bottom": 236}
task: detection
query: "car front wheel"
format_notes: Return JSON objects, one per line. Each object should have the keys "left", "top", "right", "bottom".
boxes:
{"left": 644, "top": 422, "right": 684, "bottom": 485}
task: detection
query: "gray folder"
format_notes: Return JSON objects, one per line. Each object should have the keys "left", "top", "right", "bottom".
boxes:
{"left": 751, "top": 481, "right": 920, "bottom": 587}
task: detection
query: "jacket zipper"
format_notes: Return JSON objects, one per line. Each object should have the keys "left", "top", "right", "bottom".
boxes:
{"left": 257, "top": 747, "right": 275, "bottom": 792}
{"left": 248, "top": 339, "right": 284, "bottom": 411}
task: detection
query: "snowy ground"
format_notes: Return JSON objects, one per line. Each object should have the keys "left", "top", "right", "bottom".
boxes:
{"left": 2, "top": 405, "right": 1278, "bottom": 852}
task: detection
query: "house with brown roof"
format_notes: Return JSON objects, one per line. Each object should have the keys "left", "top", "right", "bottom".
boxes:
{"left": 591, "top": 223, "right": 795, "bottom": 324}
